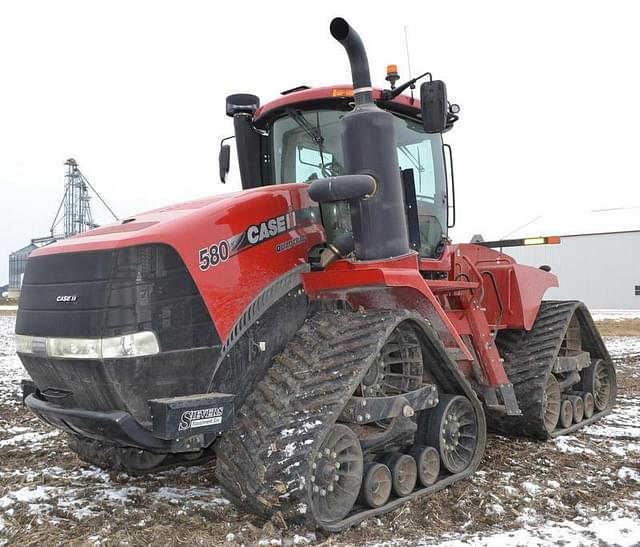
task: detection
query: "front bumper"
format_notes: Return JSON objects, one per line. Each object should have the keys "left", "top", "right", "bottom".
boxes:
{"left": 23, "top": 382, "right": 234, "bottom": 452}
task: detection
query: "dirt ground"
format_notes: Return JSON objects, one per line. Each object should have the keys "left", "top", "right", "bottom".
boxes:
{"left": 1, "top": 315, "right": 639, "bottom": 546}
{"left": 596, "top": 319, "right": 640, "bottom": 337}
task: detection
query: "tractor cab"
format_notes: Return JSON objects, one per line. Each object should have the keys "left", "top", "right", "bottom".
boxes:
{"left": 221, "top": 80, "right": 459, "bottom": 259}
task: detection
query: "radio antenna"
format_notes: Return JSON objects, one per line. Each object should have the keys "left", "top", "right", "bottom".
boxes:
{"left": 404, "top": 26, "right": 413, "bottom": 79}
{"left": 404, "top": 26, "right": 416, "bottom": 101}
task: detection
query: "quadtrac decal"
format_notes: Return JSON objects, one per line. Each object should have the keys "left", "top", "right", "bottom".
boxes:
{"left": 198, "top": 207, "right": 320, "bottom": 271}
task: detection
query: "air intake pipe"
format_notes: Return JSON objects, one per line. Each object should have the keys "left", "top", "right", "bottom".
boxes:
{"left": 310, "top": 18, "right": 410, "bottom": 261}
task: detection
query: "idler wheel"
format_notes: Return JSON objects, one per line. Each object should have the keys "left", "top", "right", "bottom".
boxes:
{"left": 543, "top": 374, "right": 562, "bottom": 433}
{"left": 309, "top": 424, "right": 363, "bottom": 523}
{"left": 358, "top": 463, "right": 392, "bottom": 508}
{"left": 581, "top": 359, "right": 615, "bottom": 412}
{"left": 425, "top": 394, "right": 479, "bottom": 474}
{"left": 559, "top": 399, "right": 573, "bottom": 429}
{"left": 410, "top": 445, "right": 440, "bottom": 487}
{"left": 383, "top": 453, "right": 417, "bottom": 497}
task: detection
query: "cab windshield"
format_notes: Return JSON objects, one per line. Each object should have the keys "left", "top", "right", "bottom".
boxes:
{"left": 270, "top": 109, "right": 447, "bottom": 257}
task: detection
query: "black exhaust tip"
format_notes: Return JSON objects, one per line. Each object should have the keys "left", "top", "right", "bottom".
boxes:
{"left": 330, "top": 17, "right": 349, "bottom": 41}
{"left": 328, "top": 17, "right": 372, "bottom": 102}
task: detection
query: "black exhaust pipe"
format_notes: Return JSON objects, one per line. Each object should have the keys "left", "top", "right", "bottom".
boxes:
{"left": 329, "top": 18, "right": 410, "bottom": 261}
{"left": 329, "top": 18, "right": 372, "bottom": 106}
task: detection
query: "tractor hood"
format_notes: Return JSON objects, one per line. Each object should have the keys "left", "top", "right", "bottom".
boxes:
{"left": 33, "top": 191, "right": 245, "bottom": 257}
{"left": 23, "top": 183, "right": 324, "bottom": 342}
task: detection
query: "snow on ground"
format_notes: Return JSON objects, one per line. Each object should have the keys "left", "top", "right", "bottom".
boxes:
{"left": 1, "top": 315, "right": 639, "bottom": 546}
{"left": 591, "top": 309, "right": 640, "bottom": 321}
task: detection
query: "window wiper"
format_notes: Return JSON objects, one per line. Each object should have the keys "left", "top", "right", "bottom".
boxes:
{"left": 286, "top": 109, "right": 331, "bottom": 176}
{"left": 286, "top": 108, "right": 324, "bottom": 146}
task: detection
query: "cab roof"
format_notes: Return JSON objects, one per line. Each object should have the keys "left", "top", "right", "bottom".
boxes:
{"left": 253, "top": 85, "right": 422, "bottom": 126}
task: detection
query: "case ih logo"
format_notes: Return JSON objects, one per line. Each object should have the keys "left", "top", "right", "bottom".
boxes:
{"left": 179, "top": 407, "right": 223, "bottom": 431}
{"left": 56, "top": 295, "right": 78, "bottom": 303}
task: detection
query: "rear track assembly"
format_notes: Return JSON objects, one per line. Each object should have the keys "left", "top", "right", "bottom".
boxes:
{"left": 489, "top": 301, "right": 616, "bottom": 438}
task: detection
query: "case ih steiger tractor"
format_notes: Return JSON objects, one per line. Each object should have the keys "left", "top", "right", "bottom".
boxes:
{"left": 15, "top": 18, "right": 615, "bottom": 530}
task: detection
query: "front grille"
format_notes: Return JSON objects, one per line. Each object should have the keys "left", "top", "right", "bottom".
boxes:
{"left": 16, "top": 244, "right": 220, "bottom": 350}
{"left": 16, "top": 244, "right": 221, "bottom": 424}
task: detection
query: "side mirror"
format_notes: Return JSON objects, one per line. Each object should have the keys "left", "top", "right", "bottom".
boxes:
{"left": 219, "top": 143, "right": 231, "bottom": 183}
{"left": 226, "top": 93, "right": 260, "bottom": 117}
{"left": 420, "top": 80, "right": 448, "bottom": 133}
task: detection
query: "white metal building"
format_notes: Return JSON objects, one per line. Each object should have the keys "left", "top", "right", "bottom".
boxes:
{"left": 500, "top": 207, "right": 640, "bottom": 310}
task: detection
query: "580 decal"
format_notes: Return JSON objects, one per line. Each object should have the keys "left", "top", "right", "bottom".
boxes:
{"left": 197, "top": 209, "right": 319, "bottom": 272}
{"left": 199, "top": 240, "right": 230, "bottom": 271}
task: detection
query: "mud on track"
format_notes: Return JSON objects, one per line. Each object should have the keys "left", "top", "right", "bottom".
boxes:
{"left": 1, "top": 315, "right": 639, "bottom": 546}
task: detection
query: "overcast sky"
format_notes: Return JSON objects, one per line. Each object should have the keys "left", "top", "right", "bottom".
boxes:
{"left": 1, "top": 0, "right": 639, "bottom": 284}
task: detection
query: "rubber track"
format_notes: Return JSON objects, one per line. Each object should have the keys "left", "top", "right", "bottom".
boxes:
{"left": 215, "top": 308, "right": 486, "bottom": 530}
{"left": 215, "top": 309, "right": 403, "bottom": 525}
{"left": 489, "top": 300, "right": 614, "bottom": 438}
{"left": 67, "top": 435, "right": 215, "bottom": 474}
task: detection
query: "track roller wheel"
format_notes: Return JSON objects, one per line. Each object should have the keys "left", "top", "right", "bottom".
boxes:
{"left": 566, "top": 395, "right": 584, "bottom": 423}
{"left": 309, "top": 424, "right": 363, "bottom": 523}
{"left": 583, "top": 392, "right": 595, "bottom": 418}
{"left": 383, "top": 453, "right": 417, "bottom": 497}
{"left": 425, "top": 395, "right": 478, "bottom": 474}
{"left": 410, "top": 445, "right": 440, "bottom": 487}
{"left": 543, "top": 374, "right": 561, "bottom": 433}
{"left": 559, "top": 399, "right": 573, "bottom": 429}
{"left": 358, "top": 463, "right": 392, "bottom": 508}
{"left": 580, "top": 359, "right": 616, "bottom": 412}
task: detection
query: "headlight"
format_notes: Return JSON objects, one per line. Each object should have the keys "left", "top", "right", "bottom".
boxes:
{"left": 15, "top": 334, "right": 34, "bottom": 354}
{"left": 101, "top": 332, "right": 160, "bottom": 359}
{"left": 47, "top": 337, "right": 101, "bottom": 359}
{"left": 15, "top": 332, "right": 160, "bottom": 359}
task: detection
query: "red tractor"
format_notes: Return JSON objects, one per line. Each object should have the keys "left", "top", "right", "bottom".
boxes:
{"left": 15, "top": 18, "right": 615, "bottom": 530}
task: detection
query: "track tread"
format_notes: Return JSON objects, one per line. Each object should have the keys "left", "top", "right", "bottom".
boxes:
{"left": 215, "top": 308, "right": 405, "bottom": 525}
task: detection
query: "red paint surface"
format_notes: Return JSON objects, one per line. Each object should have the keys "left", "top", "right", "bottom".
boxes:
{"left": 33, "top": 184, "right": 325, "bottom": 341}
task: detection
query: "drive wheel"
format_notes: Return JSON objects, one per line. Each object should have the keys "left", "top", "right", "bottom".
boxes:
{"left": 309, "top": 424, "right": 363, "bottom": 524}
{"left": 359, "top": 322, "right": 423, "bottom": 397}
{"left": 543, "top": 374, "right": 561, "bottom": 433}
{"left": 426, "top": 395, "right": 478, "bottom": 474}
{"left": 581, "top": 359, "right": 615, "bottom": 412}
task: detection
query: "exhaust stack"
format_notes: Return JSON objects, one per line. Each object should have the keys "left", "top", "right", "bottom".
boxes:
{"left": 328, "top": 17, "right": 410, "bottom": 261}
{"left": 329, "top": 18, "right": 373, "bottom": 106}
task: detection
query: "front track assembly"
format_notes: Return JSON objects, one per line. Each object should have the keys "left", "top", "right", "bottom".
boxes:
{"left": 67, "top": 435, "right": 215, "bottom": 474}
{"left": 215, "top": 309, "right": 486, "bottom": 531}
